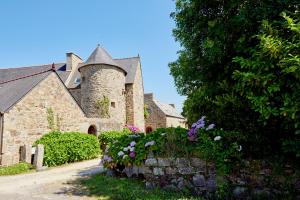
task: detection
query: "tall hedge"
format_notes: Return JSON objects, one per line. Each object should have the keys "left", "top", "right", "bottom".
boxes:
{"left": 35, "top": 131, "right": 101, "bottom": 166}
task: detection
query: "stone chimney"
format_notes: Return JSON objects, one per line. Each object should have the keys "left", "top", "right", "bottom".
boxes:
{"left": 169, "top": 104, "right": 175, "bottom": 108}
{"left": 66, "top": 52, "right": 83, "bottom": 71}
{"left": 144, "top": 93, "right": 153, "bottom": 100}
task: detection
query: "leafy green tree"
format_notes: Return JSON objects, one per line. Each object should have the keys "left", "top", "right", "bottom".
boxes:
{"left": 169, "top": 0, "right": 299, "bottom": 156}
{"left": 233, "top": 12, "right": 300, "bottom": 157}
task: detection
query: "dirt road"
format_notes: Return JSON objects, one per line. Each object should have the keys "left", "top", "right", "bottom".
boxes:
{"left": 0, "top": 159, "right": 103, "bottom": 200}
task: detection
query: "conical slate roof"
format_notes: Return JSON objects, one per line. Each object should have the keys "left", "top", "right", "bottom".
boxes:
{"left": 79, "top": 45, "right": 127, "bottom": 74}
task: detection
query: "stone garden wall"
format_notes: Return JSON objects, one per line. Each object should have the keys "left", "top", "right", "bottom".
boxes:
{"left": 111, "top": 156, "right": 300, "bottom": 199}
{"left": 120, "top": 156, "right": 217, "bottom": 197}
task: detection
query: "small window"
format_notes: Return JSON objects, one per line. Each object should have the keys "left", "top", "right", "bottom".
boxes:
{"left": 147, "top": 107, "right": 152, "bottom": 114}
{"left": 111, "top": 102, "right": 116, "bottom": 108}
{"left": 74, "top": 77, "right": 81, "bottom": 84}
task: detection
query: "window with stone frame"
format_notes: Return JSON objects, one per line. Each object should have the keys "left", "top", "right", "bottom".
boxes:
{"left": 111, "top": 101, "right": 116, "bottom": 108}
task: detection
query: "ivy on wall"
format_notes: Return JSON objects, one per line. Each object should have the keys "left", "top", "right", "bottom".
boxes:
{"left": 144, "top": 104, "right": 149, "bottom": 119}
{"left": 46, "top": 107, "right": 62, "bottom": 131}
{"left": 95, "top": 95, "right": 110, "bottom": 118}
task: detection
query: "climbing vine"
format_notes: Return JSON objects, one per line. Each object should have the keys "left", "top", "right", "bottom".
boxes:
{"left": 46, "top": 107, "right": 62, "bottom": 131}
{"left": 47, "top": 107, "right": 55, "bottom": 131}
{"left": 95, "top": 95, "right": 110, "bottom": 118}
{"left": 144, "top": 104, "right": 149, "bottom": 119}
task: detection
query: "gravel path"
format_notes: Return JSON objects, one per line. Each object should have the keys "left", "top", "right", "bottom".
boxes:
{"left": 0, "top": 159, "right": 103, "bottom": 200}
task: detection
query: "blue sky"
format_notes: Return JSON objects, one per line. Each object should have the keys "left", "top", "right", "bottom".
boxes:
{"left": 0, "top": 0, "right": 185, "bottom": 111}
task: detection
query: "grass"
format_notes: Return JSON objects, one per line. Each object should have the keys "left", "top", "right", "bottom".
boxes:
{"left": 0, "top": 162, "right": 34, "bottom": 176}
{"left": 80, "top": 174, "right": 202, "bottom": 200}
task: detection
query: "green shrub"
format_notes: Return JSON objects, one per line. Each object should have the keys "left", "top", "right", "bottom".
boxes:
{"left": 98, "top": 129, "right": 131, "bottom": 151}
{"left": 193, "top": 129, "right": 244, "bottom": 174}
{"left": 0, "top": 162, "right": 34, "bottom": 176}
{"left": 35, "top": 131, "right": 101, "bottom": 166}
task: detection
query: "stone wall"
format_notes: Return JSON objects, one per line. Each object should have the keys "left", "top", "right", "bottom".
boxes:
{"left": 120, "top": 156, "right": 216, "bottom": 197}
{"left": 1, "top": 73, "right": 87, "bottom": 166}
{"left": 131, "top": 64, "right": 145, "bottom": 132}
{"left": 69, "top": 88, "right": 81, "bottom": 106}
{"left": 125, "top": 84, "right": 134, "bottom": 126}
{"left": 84, "top": 118, "right": 124, "bottom": 134}
{"left": 80, "top": 65, "right": 126, "bottom": 125}
{"left": 166, "top": 116, "right": 187, "bottom": 129}
{"left": 125, "top": 64, "right": 145, "bottom": 132}
{"left": 144, "top": 94, "right": 166, "bottom": 130}
{"left": 118, "top": 156, "right": 300, "bottom": 199}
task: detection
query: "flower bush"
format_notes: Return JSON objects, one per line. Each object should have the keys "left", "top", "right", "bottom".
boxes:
{"left": 188, "top": 116, "right": 244, "bottom": 174}
{"left": 101, "top": 128, "right": 185, "bottom": 168}
{"left": 101, "top": 118, "right": 244, "bottom": 174}
{"left": 98, "top": 129, "right": 131, "bottom": 151}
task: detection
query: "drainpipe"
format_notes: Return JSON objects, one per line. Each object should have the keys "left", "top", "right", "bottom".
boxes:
{"left": 0, "top": 113, "right": 3, "bottom": 165}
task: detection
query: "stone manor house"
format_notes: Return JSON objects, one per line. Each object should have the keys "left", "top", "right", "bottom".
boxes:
{"left": 0, "top": 46, "right": 185, "bottom": 166}
{"left": 0, "top": 46, "right": 146, "bottom": 166}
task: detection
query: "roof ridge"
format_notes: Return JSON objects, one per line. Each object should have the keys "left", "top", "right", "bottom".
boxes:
{"left": 0, "top": 67, "right": 53, "bottom": 85}
{"left": 0, "top": 63, "right": 65, "bottom": 70}
{"left": 114, "top": 56, "right": 140, "bottom": 60}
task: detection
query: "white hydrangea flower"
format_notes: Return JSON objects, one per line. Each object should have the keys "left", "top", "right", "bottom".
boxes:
{"left": 238, "top": 145, "right": 242, "bottom": 152}
{"left": 117, "top": 151, "right": 124, "bottom": 156}
{"left": 130, "top": 141, "right": 136, "bottom": 147}
{"left": 214, "top": 136, "right": 222, "bottom": 141}
{"left": 145, "top": 140, "right": 155, "bottom": 147}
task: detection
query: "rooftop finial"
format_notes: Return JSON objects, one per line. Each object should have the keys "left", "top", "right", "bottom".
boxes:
{"left": 97, "top": 44, "right": 100, "bottom": 47}
{"left": 51, "top": 63, "right": 55, "bottom": 71}
{"left": 137, "top": 53, "right": 140, "bottom": 57}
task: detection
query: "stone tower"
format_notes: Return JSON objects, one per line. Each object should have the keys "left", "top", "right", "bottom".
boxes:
{"left": 78, "top": 45, "right": 127, "bottom": 125}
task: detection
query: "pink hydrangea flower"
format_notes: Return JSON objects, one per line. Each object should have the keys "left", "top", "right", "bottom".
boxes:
{"left": 125, "top": 124, "right": 140, "bottom": 133}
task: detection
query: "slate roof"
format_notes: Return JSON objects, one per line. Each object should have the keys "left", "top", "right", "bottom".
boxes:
{"left": 56, "top": 69, "right": 70, "bottom": 82}
{"left": 114, "top": 57, "right": 140, "bottom": 84}
{"left": 153, "top": 99, "right": 184, "bottom": 119}
{"left": 0, "top": 63, "right": 65, "bottom": 113}
{"left": 68, "top": 56, "right": 140, "bottom": 88}
{"left": 79, "top": 46, "right": 127, "bottom": 74}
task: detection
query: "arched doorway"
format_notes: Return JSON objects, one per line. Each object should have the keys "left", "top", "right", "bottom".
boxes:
{"left": 146, "top": 126, "right": 153, "bottom": 134}
{"left": 88, "top": 125, "right": 97, "bottom": 136}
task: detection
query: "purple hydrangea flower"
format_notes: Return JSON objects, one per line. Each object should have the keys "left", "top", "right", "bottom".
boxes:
{"left": 187, "top": 116, "right": 216, "bottom": 140}
{"left": 129, "top": 151, "right": 136, "bottom": 158}
{"left": 188, "top": 127, "right": 196, "bottom": 137}
{"left": 196, "top": 123, "right": 205, "bottom": 129}
{"left": 103, "top": 155, "right": 113, "bottom": 162}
